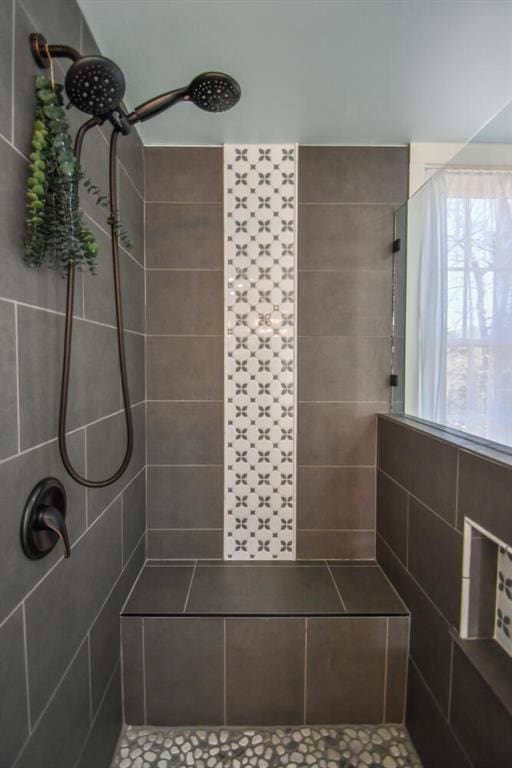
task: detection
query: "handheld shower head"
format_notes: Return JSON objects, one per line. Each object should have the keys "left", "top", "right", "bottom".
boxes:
{"left": 64, "top": 55, "right": 126, "bottom": 117}
{"left": 128, "top": 71, "right": 241, "bottom": 124}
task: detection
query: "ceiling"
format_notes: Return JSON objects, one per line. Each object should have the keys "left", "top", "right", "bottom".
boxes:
{"left": 79, "top": 0, "right": 512, "bottom": 147}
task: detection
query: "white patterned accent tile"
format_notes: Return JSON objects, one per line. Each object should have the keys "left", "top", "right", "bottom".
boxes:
{"left": 495, "top": 545, "right": 512, "bottom": 656}
{"left": 224, "top": 145, "right": 297, "bottom": 560}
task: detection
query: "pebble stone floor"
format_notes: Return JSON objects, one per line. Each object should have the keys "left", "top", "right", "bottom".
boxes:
{"left": 111, "top": 725, "right": 423, "bottom": 768}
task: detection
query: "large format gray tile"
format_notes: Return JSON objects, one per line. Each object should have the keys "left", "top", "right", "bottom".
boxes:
{"left": 0, "top": 431, "right": 86, "bottom": 623}
{"left": 377, "top": 535, "right": 453, "bottom": 715}
{"left": 298, "top": 336, "right": 390, "bottom": 402}
{"left": 406, "top": 661, "right": 472, "bottom": 768}
{"left": 306, "top": 617, "right": 387, "bottom": 723}
{"left": 458, "top": 449, "right": 512, "bottom": 542}
{"left": 146, "top": 335, "right": 223, "bottom": 401}
{"left": 86, "top": 403, "right": 145, "bottom": 523}
{"left": 147, "top": 530, "right": 223, "bottom": 560}
{"left": 0, "top": 134, "right": 69, "bottom": 312}
{"left": 378, "top": 417, "right": 458, "bottom": 525}
{"left": 123, "top": 566, "right": 193, "bottom": 615}
{"left": 122, "top": 471, "right": 146, "bottom": 564}
{"left": 116, "top": 126, "right": 144, "bottom": 197}
{"left": 82, "top": 220, "right": 115, "bottom": 326}
{"left": 408, "top": 497, "right": 462, "bottom": 626}
{"left": 144, "top": 617, "right": 224, "bottom": 725}
{"left": 20, "top": 0, "right": 81, "bottom": 54}
{"left": 147, "top": 466, "right": 223, "bottom": 529}
{"left": 226, "top": 619, "right": 305, "bottom": 724}
{"left": 145, "top": 148, "right": 222, "bottom": 202}
{"left": 0, "top": 0, "right": 12, "bottom": 141}
{"left": 15, "top": 641, "right": 91, "bottom": 768}
{"left": 386, "top": 617, "right": 409, "bottom": 723}
{"left": 17, "top": 306, "right": 121, "bottom": 449}
{"left": 24, "top": 500, "right": 122, "bottom": 722}
{"left": 79, "top": 126, "right": 110, "bottom": 228}
{"left": 0, "top": 607, "right": 29, "bottom": 767}
{"left": 13, "top": 0, "right": 42, "bottom": 157}
{"left": 77, "top": 666, "right": 122, "bottom": 768}
{"left": 89, "top": 538, "right": 144, "bottom": 715}
{"left": 450, "top": 645, "right": 512, "bottom": 768}
{"left": 298, "top": 402, "right": 381, "bottom": 466}
{"left": 0, "top": 300, "right": 18, "bottom": 459}
{"left": 297, "top": 466, "right": 375, "bottom": 530}
{"left": 125, "top": 330, "right": 145, "bottom": 407}
{"left": 146, "top": 270, "right": 223, "bottom": 334}
{"left": 331, "top": 565, "right": 407, "bottom": 615}
{"left": 121, "top": 251, "right": 145, "bottom": 333}
{"left": 147, "top": 402, "right": 223, "bottom": 465}
{"left": 299, "top": 147, "right": 408, "bottom": 205}
{"left": 145, "top": 203, "right": 223, "bottom": 269}
{"left": 298, "top": 269, "right": 392, "bottom": 337}
{"left": 297, "top": 530, "right": 375, "bottom": 560}
{"left": 377, "top": 469, "right": 408, "bottom": 565}
{"left": 298, "top": 204, "right": 394, "bottom": 270}
{"left": 119, "top": 165, "right": 144, "bottom": 267}
{"left": 121, "top": 618, "right": 144, "bottom": 724}
{"left": 187, "top": 565, "right": 343, "bottom": 615}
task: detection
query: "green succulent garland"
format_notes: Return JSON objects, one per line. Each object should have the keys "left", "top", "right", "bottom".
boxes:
{"left": 25, "top": 75, "right": 131, "bottom": 274}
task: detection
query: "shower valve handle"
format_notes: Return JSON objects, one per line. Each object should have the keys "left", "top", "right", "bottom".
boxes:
{"left": 20, "top": 478, "right": 70, "bottom": 560}
{"left": 38, "top": 507, "right": 70, "bottom": 558}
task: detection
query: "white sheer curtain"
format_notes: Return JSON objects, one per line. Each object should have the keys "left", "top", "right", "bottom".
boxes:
{"left": 417, "top": 168, "right": 512, "bottom": 447}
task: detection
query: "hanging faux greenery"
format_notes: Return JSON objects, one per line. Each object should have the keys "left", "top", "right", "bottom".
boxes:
{"left": 25, "top": 75, "right": 132, "bottom": 274}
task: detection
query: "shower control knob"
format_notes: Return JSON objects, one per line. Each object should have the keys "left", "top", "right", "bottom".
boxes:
{"left": 20, "top": 478, "right": 70, "bottom": 560}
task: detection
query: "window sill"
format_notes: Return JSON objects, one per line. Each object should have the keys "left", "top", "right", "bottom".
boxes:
{"left": 450, "top": 632, "right": 512, "bottom": 719}
{"left": 380, "top": 413, "right": 512, "bottom": 471}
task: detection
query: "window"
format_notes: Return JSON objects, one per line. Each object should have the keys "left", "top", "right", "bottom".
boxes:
{"left": 405, "top": 167, "right": 512, "bottom": 448}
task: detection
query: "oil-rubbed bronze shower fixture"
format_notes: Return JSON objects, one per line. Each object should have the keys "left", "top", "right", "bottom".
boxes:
{"left": 21, "top": 478, "right": 70, "bottom": 560}
{"left": 28, "top": 32, "right": 241, "bottom": 488}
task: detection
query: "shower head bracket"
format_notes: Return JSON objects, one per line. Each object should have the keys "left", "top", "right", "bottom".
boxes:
{"left": 30, "top": 33, "right": 81, "bottom": 69}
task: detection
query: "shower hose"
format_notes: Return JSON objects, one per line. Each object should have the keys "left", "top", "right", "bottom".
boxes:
{"left": 58, "top": 118, "right": 133, "bottom": 488}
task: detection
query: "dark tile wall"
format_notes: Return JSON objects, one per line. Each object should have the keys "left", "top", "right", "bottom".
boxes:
{"left": 0, "top": 3, "right": 145, "bottom": 767}
{"left": 297, "top": 147, "right": 408, "bottom": 559}
{"left": 145, "top": 148, "right": 224, "bottom": 559}
{"left": 377, "top": 414, "right": 512, "bottom": 768}
{"left": 121, "top": 614, "right": 408, "bottom": 726}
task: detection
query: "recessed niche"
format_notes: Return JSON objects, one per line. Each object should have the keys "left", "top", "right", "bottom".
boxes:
{"left": 461, "top": 518, "right": 512, "bottom": 658}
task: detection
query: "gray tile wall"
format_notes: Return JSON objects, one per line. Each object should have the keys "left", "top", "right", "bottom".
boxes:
{"left": 121, "top": 614, "right": 408, "bottom": 726}
{"left": 377, "top": 414, "right": 512, "bottom": 768}
{"left": 297, "top": 147, "right": 408, "bottom": 559}
{"left": 145, "top": 148, "right": 224, "bottom": 560}
{"left": 144, "top": 146, "right": 408, "bottom": 560}
{"left": 0, "top": 3, "right": 146, "bottom": 766}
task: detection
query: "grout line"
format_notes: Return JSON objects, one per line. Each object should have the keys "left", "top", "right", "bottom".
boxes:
{"left": 223, "top": 618, "right": 227, "bottom": 726}
{"left": 0, "top": 295, "right": 145, "bottom": 336}
{"left": 21, "top": 603, "right": 32, "bottom": 732}
{"left": 447, "top": 638, "right": 455, "bottom": 719}
{"left": 402, "top": 615, "right": 411, "bottom": 723}
{"left": 454, "top": 450, "right": 460, "bottom": 529}
{"left": 71, "top": 660, "right": 121, "bottom": 768}
{"left": 0, "top": 469, "right": 146, "bottom": 634}
{"left": 120, "top": 493, "right": 124, "bottom": 568}
{"left": 182, "top": 561, "right": 197, "bottom": 613}
{"left": 326, "top": 562, "right": 347, "bottom": 611}
{"left": 377, "top": 533, "right": 456, "bottom": 628}
{"left": 378, "top": 467, "right": 462, "bottom": 535}
{"left": 10, "top": 0, "right": 14, "bottom": 144}
{"left": 141, "top": 618, "right": 147, "bottom": 726}
{"left": 408, "top": 657, "right": 474, "bottom": 766}
{"left": 383, "top": 617, "right": 389, "bottom": 722}
{"left": 303, "top": 618, "right": 308, "bottom": 724}
{"left": 87, "top": 633, "right": 93, "bottom": 722}
{"left": 0, "top": 127, "right": 28, "bottom": 162}
{"left": 14, "top": 302, "right": 21, "bottom": 452}
{"left": 405, "top": 492, "right": 410, "bottom": 569}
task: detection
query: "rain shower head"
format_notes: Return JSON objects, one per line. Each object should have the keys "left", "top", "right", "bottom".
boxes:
{"left": 127, "top": 72, "right": 241, "bottom": 124}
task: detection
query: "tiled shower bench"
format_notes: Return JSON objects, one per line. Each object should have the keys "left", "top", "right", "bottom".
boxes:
{"left": 121, "top": 561, "right": 409, "bottom": 727}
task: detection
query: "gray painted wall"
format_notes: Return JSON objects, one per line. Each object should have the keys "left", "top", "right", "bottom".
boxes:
{"left": 0, "top": 1, "right": 145, "bottom": 766}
